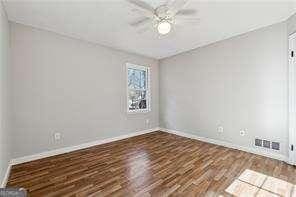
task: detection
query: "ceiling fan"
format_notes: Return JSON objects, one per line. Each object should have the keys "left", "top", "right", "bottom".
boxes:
{"left": 127, "top": 0, "right": 199, "bottom": 35}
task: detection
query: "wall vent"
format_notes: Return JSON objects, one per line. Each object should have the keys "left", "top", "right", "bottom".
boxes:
{"left": 255, "top": 139, "right": 262, "bottom": 147}
{"left": 254, "top": 139, "right": 280, "bottom": 151}
{"left": 263, "top": 140, "right": 271, "bottom": 148}
{"left": 271, "top": 142, "right": 280, "bottom": 150}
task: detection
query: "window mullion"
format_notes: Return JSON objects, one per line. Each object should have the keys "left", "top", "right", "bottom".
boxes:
{"left": 128, "top": 88, "right": 147, "bottom": 91}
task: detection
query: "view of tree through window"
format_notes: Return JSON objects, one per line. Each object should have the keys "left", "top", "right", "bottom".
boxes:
{"left": 127, "top": 64, "right": 149, "bottom": 112}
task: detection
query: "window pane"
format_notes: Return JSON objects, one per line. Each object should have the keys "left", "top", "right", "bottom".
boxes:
{"left": 128, "top": 90, "right": 146, "bottom": 102}
{"left": 140, "top": 70, "right": 146, "bottom": 89}
{"left": 128, "top": 68, "right": 146, "bottom": 90}
{"left": 139, "top": 99, "right": 147, "bottom": 109}
{"left": 128, "top": 90, "right": 147, "bottom": 110}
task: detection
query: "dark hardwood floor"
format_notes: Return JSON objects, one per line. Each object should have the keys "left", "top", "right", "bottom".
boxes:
{"left": 7, "top": 131, "right": 296, "bottom": 196}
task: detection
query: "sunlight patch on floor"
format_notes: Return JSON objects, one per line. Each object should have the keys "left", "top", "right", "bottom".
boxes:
{"left": 225, "top": 169, "right": 296, "bottom": 197}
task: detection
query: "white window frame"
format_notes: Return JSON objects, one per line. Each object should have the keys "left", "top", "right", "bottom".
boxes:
{"left": 289, "top": 32, "right": 296, "bottom": 165}
{"left": 126, "top": 62, "right": 151, "bottom": 114}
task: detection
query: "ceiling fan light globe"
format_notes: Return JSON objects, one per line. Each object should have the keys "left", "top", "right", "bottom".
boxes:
{"left": 157, "top": 21, "right": 171, "bottom": 35}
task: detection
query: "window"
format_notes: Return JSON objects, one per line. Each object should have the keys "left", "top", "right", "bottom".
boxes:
{"left": 126, "top": 63, "right": 150, "bottom": 113}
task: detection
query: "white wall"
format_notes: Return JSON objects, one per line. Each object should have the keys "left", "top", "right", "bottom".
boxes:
{"left": 7, "top": 10, "right": 295, "bottom": 162}
{"left": 10, "top": 22, "right": 159, "bottom": 158}
{"left": 160, "top": 22, "right": 288, "bottom": 157}
{"left": 0, "top": 2, "right": 11, "bottom": 186}
{"left": 288, "top": 13, "right": 296, "bottom": 35}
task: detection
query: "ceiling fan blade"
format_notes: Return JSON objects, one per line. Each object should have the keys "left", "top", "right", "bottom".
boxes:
{"left": 167, "top": 0, "right": 188, "bottom": 16}
{"left": 176, "top": 9, "right": 197, "bottom": 16}
{"left": 175, "top": 18, "right": 200, "bottom": 25}
{"left": 130, "top": 18, "right": 151, "bottom": 27}
{"left": 137, "top": 27, "right": 150, "bottom": 34}
{"left": 126, "top": 0, "right": 155, "bottom": 18}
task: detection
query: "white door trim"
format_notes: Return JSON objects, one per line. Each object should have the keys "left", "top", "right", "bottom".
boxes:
{"left": 289, "top": 32, "right": 296, "bottom": 165}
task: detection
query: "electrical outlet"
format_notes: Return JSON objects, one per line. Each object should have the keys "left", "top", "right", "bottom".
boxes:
{"left": 240, "top": 130, "right": 246, "bottom": 136}
{"left": 54, "top": 132, "right": 61, "bottom": 141}
{"left": 217, "top": 126, "right": 223, "bottom": 133}
{"left": 146, "top": 119, "right": 150, "bottom": 125}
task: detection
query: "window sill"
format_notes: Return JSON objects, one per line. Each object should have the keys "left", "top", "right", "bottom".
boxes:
{"left": 127, "top": 109, "right": 150, "bottom": 114}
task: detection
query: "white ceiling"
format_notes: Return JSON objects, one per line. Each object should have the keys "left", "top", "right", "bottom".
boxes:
{"left": 3, "top": 0, "right": 296, "bottom": 59}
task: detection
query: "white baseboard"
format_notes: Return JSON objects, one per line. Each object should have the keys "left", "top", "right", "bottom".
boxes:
{"left": 160, "top": 128, "right": 288, "bottom": 162}
{"left": 1, "top": 163, "right": 12, "bottom": 188}
{"left": 10, "top": 127, "right": 160, "bottom": 165}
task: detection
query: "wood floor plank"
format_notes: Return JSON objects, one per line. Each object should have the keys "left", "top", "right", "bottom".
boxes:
{"left": 7, "top": 131, "right": 296, "bottom": 196}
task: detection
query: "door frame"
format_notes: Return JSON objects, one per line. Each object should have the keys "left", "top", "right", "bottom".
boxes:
{"left": 289, "top": 32, "right": 296, "bottom": 165}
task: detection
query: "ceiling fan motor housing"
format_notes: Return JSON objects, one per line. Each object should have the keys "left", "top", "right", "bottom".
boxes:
{"left": 156, "top": 5, "right": 172, "bottom": 20}
{"left": 155, "top": 5, "right": 175, "bottom": 26}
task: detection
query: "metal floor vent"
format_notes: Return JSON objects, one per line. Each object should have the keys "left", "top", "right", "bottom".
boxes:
{"left": 271, "top": 142, "right": 280, "bottom": 150}
{"left": 255, "top": 138, "right": 280, "bottom": 151}
{"left": 263, "top": 140, "right": 270, "bottom": 148}
{"left": 255, "top": 139, "right": 262, "bottom": 147}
